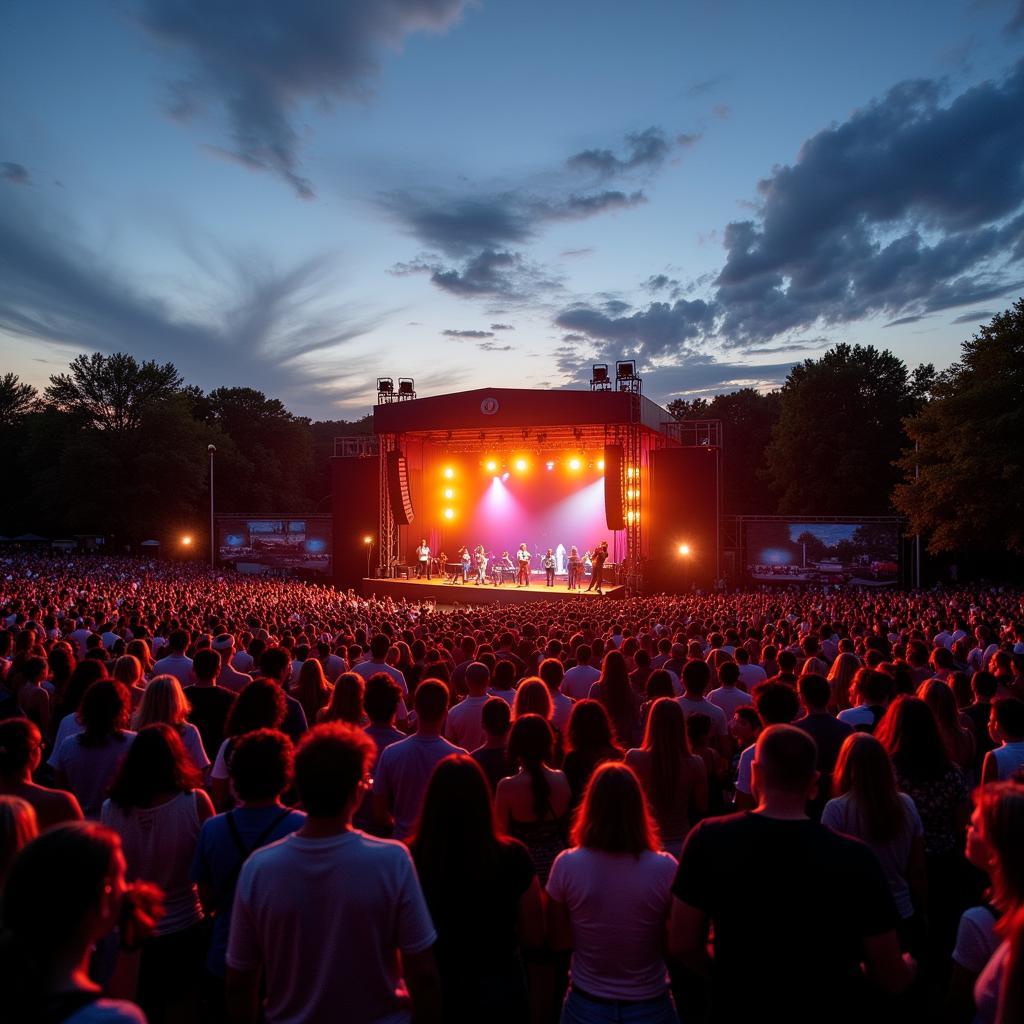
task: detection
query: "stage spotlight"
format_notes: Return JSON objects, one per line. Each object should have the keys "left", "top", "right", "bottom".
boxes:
{"left": 626, "top": 488, "right": 638, "bottom": 500}
{"left": 443, "top": 466, "right": 454, "bottom": 479}
{"left": 597, "top": 459, "right": 605, "bottom": 471}
{"left": 514, "top": 457, "right": 528, "bottom": 472}
{"left": 678, "top": 543, "right": 691, "bottom": 556}
{"left": 444, "top": 488, "right": 454, "bottom": 500}
{"left": 363, "top": 535, "right": 373, "bottom": 545}
{"left": 626, "top": 466, "right": 636, "bottom": 480}
{"left": 181, "top": 534, "right": 193, "bottom": 547}
{"left": 546, "top": 460, "right": 555, "bottom": 471}
{"left": 443, "top": 508, "right": 455, "bottom": 520}
{"left": 568, "top": 457, "right": 581, "bottom": 471}
{"left": 501, "top": 472, "right": 510, "bottom": 482}
{"left": 485, "top": 459, "right": 497, "bottom": 474}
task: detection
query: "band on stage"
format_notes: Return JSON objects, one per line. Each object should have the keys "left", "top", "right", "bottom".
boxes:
{"left": 409, "top": 539, "right": 611, "bottom": 592}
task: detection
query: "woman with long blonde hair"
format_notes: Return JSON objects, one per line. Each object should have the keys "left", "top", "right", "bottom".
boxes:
{"left": 292, "top": 657, "right": 332, "bottom": 725}
{"left": 112, "top": 654, "right": 147, "bottom": 710}
{"left": 316, "top": 671, "right": 365, "bottom": 725}
{"left": 626, "top": 698, "right": 707, "bottom": 856}
{"left": 131, "top": 674, "right": 209, "bottom": 773}
{"left": 827, "top": 652, "right": 861, "bottom": 712}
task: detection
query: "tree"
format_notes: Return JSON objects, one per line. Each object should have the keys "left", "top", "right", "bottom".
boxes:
{"left": 0, "top": 373, "right": 37, "bottom": 426}
{"left": 44, "top": 353, "right": 184, "bottom": 434}
{"left": 894, "top": 298, "right": 1024, "bottom": 553}
{"left": 764, "top": 344, "right": 927, "bottom": 516}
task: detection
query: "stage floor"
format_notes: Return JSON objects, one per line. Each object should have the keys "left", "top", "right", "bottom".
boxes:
{"left": 361, "top": 576, "right": 625, "bottom": 605}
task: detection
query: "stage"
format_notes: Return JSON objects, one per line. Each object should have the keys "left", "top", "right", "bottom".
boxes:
{"left": 360, "top": 576, "right": 626, "bottom": 605}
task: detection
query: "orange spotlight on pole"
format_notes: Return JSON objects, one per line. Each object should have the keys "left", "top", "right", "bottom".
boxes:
{"left": 181, "top": 534, "right": 193, "bottom": 547}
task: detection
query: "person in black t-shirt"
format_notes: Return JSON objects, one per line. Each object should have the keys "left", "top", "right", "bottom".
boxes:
{"left": 668, "top": 724, "right": 914, "bottom": 1024}
{"left": 471, "top": 696, "right": 512, "bottom": 792}
{"left": 184, "top": 649, "right": 236, "bottom": 761}
{"left": 795, "top": 673, "right": 853, "bottom": 819}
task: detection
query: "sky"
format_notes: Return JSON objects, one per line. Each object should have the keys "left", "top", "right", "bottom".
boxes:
{"left": 2, "top": 0, "right": 1023, "bottom": 419}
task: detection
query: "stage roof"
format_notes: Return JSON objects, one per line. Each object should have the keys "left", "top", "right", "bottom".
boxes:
{"left": 373, "top": 387, "right": 671, "bottom": 446}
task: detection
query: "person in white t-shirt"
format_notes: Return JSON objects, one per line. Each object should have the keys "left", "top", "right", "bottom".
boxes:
{"left": 152, "top": 629, "right": 194, "bottom": 687}
{"left": 707, "top": 662, "right": 754, "bottom": 720}
{"left": 415, "top": 540, "right": 431, "bottom": 580}
{"left": 547, "top": 761, "right": 678, "bottom": 1019}
{"left": 561, "top": 645, "right": 601, "bottom": 700}
{"left": 226, "top": 722, "right": 441, "bottom": 1024}
{"left": 735, "top": 648, "right": 767, "bottom": 691}
{"left": 676, "top": 660, "right": 728, "bottom": 752}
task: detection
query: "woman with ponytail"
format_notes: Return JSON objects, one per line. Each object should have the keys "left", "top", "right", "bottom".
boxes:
{"left": 495, "top": 713, "right": 571, "bottom": 884}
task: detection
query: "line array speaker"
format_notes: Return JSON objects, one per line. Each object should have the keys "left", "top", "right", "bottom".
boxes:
{"left": 603, "top": 443, "right": 625, "bottom": 531}
{"left": 386, "top": 450, "right": 415, "bottom": 525}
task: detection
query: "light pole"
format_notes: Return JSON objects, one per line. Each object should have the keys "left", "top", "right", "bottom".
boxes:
{"left": 364, "top": 535, "right": 374, "bottom": 578}
{"left": 208, "top": 445, "right": 217, "bottom": 570}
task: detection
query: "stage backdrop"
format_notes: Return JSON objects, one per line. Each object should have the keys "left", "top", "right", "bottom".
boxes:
{"left": 423, "top": 453, "right": 612, "bottom": 570}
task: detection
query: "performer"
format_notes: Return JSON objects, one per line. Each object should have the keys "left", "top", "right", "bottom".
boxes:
{"left": 543, "top": 548, "right": 556, "bottom": 587}
{"left": 586, "top": 540, "right": 609, "bottom": 595}
{"left": 415, "top": 539, "right": 431, "bottom": 579}
{"left": 495, "top": 550, "right": 515, "bottom": 586}
{"left": 460, "top": 546, "right": 471, "bottom": 583}
{"left": 474, "top": 545, "right": 488, "bottom": 585}
{"left": 567, "top": 545, "right": 582, "bottom": 591}
{"left": 516, "top": 543, "right": 531, "bottom": 587}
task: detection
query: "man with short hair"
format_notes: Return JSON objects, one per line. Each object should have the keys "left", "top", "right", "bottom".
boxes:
{"left": 373, "top": 681, "right": 466, "bottom": 841}
{"left": 153, "top": 628, "right": 194, "bottom": 685}
{"left": 668, "top": 725, "right": 913, "bottom": 1023}
{"left": 257, "top": 648, "right": 309, "bottom": 742}
{"left": 213, "top": 634, "right": 253, "bottom": 694}
{"left": 225, "top": 723, "right": 441, "bottom": 1023}
{"left": 561, "top": 644, "right": 600, "bottom": 700}
{"left": 185, "top": 648, "right": 236, "bottom": 760}
{"left": 734, "top": 647, "right": 767, "bottom": 690}
{"left": 677, "top": 660, "right": 729, "bottom": 750}
{"left": 794, "top": 673, "right": 853, "bottom": 818}
{"left": 352, "top": 634, "right": 409, "bottom": 695}
{"left": 707, "top": 661, "right": 754, "bottom": 719}
{"left": 538, "top": 657, "right": 574, "bottom": 731}
{"left": 470, "top": 697, "right": 511, "bottom": 792}
{"left": 444, "top": 662, "right": 491, "bottom": 751}
{"left": 734, "top": 682, "right": 801, "bottom": 811}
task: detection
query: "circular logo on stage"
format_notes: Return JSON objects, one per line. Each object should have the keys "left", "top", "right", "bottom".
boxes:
{"left": 480, "top": 397, "right": 499, "bottom": 415}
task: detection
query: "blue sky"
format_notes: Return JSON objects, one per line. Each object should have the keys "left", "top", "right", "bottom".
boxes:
{"left": 2, "top": 0, "right": 1022, "bottom": 418}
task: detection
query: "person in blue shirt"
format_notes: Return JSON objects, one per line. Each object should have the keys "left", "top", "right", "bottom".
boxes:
{"left": 191, "top": 728, "right": 305, "bottom": 1003}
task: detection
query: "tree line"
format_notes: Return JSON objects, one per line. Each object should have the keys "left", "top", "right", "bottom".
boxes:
{"left": 0, "top": 297, "right": 1020, "bottom": 556}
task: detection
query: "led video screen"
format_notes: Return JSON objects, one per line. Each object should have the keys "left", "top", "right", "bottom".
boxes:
{"left": 745, "top": 520, "right": 898, "bottom": 586}
{"left": 217, "top": 517, "right": 332, "bottom": 575}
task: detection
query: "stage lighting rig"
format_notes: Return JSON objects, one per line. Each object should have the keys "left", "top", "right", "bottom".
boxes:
{"left": 590, "top": 364, "right": 611, "bottom": 391}
{"left": 376, "top": 378, "right": 395, "bottom": 404}
{"left": 615, "top": 360, "right": 641, "bottom": 395}
{"left": 397, "top": 378, "right": 416, "bottom": 401}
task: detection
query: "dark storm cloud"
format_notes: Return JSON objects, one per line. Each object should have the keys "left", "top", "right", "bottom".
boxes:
{"left": 139, "top": 0, "right": 470, "bottom": 197}
{"left": 713, "top": 60, "right": 1024, "bottom": 343}
{"left": 0, "top": 195, "right": 377, "bottom": 410}
{"left": 1, "top": 163, "right": 30, "bottom": 185}
{"left": 1008, "top": 0, "right": 1024, "bottom": 33}
{"left": 555, "top": 299, "right": 717, "bottom": 360}
{"left": 442, "top": 328, "right": 493, "bottom": 338}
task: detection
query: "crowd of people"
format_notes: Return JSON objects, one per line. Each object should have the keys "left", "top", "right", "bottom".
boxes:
{"left": 0, "top": 552, "right": 1023, "bottom": 1023}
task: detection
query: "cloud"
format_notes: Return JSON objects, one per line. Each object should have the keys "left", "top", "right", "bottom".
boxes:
{"left": 685, "top": 75, "right": 727, "bottom": 98}
{"left": 566, "top": 127, "right": 677, "bottom": 178}
{"left": 554, "top": 299, "right": 718, "bottom": 361}
{"left": 139, "top": 0, "right": 471, "bottom": 197}
{"left": 711, "top": 59, "right": 1024, "bottom": 343}
{"left": 478, "top": 341, "right": 513, "bottom": 352}
{"left": 442, "top": 328, "right": 493, "bottom": 338}
{"left": 490, "top": 322, "right": 514, "bottom": 330}
{"left": 562, "top": 333, "right": 586, "bottom": 342}
{"left": 1008, "top": 0, "right": 1024, "bottom": 33}
{"left": 884, "top": 314, "right": 927, "bottom": 327}
{"left": 644, "top": 273, "right": 681, "bottom": 295}
{"left": 0, "top": 193, "right": 376, "bottom": 414}
{"left": 950, "top": 308, "right": 996, "bottom": 324}
{"left": 676, "top": 133, "right": 702, "bottom": 148}
{"left": 1, "top": 163, "right": 30, "bottom": 185}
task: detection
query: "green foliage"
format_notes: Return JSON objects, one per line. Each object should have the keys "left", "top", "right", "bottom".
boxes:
{"left": 764, "top": 343, "right": 926, "bottom": 516}
{"left": 0, "top": 373, "right": 38, "bottom": 426}
{"left": 894, "top": 299, "right": 1024, "bottom": 553}
{"left": 44, "top": 353, "right": 184, "bottom": 434}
